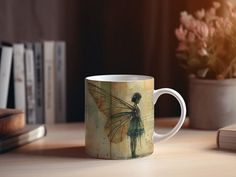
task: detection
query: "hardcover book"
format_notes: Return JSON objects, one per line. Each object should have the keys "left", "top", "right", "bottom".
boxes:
{"left": 25, "top": 44, "right": 37, "bottom": 124}
{"left": 0, "top": 124, "right": 46, "bottom": 153}
{"left": 217, "top": 124, "right": 236, "bottom": 151}
{"left": 33, "top": 43, "right": 44, "bottom": 124}
{"left": 44, "top": 41, "right": 55, "bottom": 124}
{"left": 54, "top": 42, "right": 66, "bottom": 123}
{"left": 13, "top": 44, "right": 26, "bottom": 113}
{"left": 0, "top": 43, "right": 13, "bottom": 108}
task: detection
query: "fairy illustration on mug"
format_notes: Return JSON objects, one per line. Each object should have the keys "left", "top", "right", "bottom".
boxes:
{"left": 88, "top": 82, "right": 145, "bottom": 158}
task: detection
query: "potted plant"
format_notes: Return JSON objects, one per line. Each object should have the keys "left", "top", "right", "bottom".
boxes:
{"left": 175, "top": 1, "right": 236, "bottom": 129}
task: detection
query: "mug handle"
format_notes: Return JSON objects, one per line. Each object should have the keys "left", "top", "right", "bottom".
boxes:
{"left": 153, "top": 88, "right": 186, "bottom": 143}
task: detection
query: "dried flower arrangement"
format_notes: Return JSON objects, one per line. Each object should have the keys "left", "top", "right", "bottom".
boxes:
{"left": 175, "top": 1, "right": 236, "bottom": 79}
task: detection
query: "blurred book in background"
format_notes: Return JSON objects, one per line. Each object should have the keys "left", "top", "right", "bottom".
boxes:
{"left": 0, "top": 42, "right": 13, "bottom": 108}
{"left": 0, "top": 108, "right": 46, "bottom": 153}
{"left": 33, "top": 43, "right": 44, "bottom": 124}
{"left": 0, "top": 40, "right": 67, "bottom": 124}
{"left": 0, "top": 124, "right": 46, "bottom": 153}
{"left": 44, "top": 41, "right": 56, "bottom": 124}
{"left": 217, "top": 124, "right": 236, "bottom": 151}
{"left": 13, "top": 44, "right": 26, "bottom": 113}
{"left": 25, "top": 43, "right": 37, "bottom": 124}
{"left": 54, "top": 42, "right": 66, "bottom": 123}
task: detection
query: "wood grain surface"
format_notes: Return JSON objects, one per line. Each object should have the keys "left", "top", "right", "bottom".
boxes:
{"left": 0, "top": 118, "right": 235, "bottom": 177}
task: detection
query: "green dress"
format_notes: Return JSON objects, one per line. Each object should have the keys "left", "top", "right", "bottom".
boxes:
{"left": 127, "top": 106, "right": 144, "bottom": 139}
{"left": 127, "top": 105, "right": 144, "bottom": 158}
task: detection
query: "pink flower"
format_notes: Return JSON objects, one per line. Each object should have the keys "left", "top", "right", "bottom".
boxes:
{"left": 196, "top": 22, "right": 209, "bottom": 39}
{"left": 224, "top": 20, "right": 233, "bottom": 33}
{"left": 216, "top": 18, "right": 233, "bottom": 33}
{"left": 188, "top": 32, "right": 196, "bottom": 42}
{"left": 180, "top": 11, "right": 194, "bottom": 29}
{"left": 175, "top": 25, "right": 187, "bottom": 41}
{"left": 175, "top": 1, "right": 236, "bottom": 79}
{"left": 208, "top": 26, "right": 216, "bottom": 37}
{"left": 231, "top": 12, "right": 236, "bottom": 18}
{"left": 177, "top": 43, "right": 188, "bottom": 51}
{"left": 213, "top": 2, "right": 221, "bottom": 9}
{"left": 226, "top": 1, "right": 233, "bottom": 11}
{"left": 205, "top": 7, "right": 217, "bottom": 22}
{"left": 209, "top": 7, "right": 216, "bottom": 16}
{"left": 195, "top": 9, "right": 205, "bottom": 19}
{"left": 188, "top": 20, "right": 198, "bottom": 31}
{"left": 215, "top": 18, "right": 223, "bottom": 28}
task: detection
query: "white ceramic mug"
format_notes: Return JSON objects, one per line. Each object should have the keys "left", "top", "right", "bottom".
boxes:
{"left": 85, "top": 75, "right": 186, "bottom": 159}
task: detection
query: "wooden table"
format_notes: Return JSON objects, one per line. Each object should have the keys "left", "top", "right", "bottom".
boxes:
{"left": 0, "top": 118, "right": 236, "bottom": 177}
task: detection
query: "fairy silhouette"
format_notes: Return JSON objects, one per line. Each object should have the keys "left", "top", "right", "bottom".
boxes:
{"left": 87, "top": 82, "right": 145, "bottom": 158}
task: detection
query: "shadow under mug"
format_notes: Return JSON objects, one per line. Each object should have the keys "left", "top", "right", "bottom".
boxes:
{"left": 85, "top": 75, "right": 186, "bottom": 159}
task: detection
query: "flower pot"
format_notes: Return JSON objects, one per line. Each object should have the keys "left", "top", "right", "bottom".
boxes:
{"left": 189, "top": 76, "right": 236, "bottom": 130}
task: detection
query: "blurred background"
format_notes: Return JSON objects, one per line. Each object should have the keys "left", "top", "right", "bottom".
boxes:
{"left": 0, "top": 0, "right": 215, "bottom": 121}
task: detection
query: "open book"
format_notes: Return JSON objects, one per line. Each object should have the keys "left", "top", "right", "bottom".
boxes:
{"left": 217, "top": 124, "right": 236, "bottom": 151}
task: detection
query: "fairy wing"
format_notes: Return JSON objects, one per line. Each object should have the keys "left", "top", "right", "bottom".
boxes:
{"left": 87, "top": 82, "right": 134, "bottom": 143}
{"left": 87, "top": 82, "right": 134, "bottom": 118}
{"left": 105, "top": 112, "right": 132, "bottom": 143}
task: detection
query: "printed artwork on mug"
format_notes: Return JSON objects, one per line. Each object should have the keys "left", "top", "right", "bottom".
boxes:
{"left": 87, "top": 82, "right": 153, "bottom": 158}
{"left": 85, "top": 75, "right": 186, "bottom": 160}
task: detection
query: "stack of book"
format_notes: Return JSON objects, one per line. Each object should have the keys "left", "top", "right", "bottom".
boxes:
{"left": 0, "top": 108, "right": 46, "bottom": 153}
{"left": 0, "top": 41, "right": 66, "bottom": 124}
{"left": 217, "top": 124, "right": 236, "bottom": 151}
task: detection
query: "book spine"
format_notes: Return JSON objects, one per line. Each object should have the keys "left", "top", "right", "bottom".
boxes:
{"left": 0, "top": 46, "right": 13, "bottom": 108}
{"left": 217, "top": 130, "right": 220, "bottom": 148}
{"left": 0, "top": 125, "right": 46, "bottom": 153}
{"left": 44, "top": 41, "right": 55, "bottom": 124}
{"left": 7, "top": 61, "right": 15, "bottom": 108}
{"left": 33, "top": 43, "right": 44, "bottom": 124}
{"left": 13, "top": 44, "right": 26, "bottom": 113}
{"left": 54, "top": 42, "right": 66, "bottom": 123}
{"left": 25, "top": 45, "right": 37, "bottom": 124}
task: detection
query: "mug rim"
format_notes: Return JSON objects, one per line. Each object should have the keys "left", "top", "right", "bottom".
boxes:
{"left": 86, "top": 74, "right": 154, "bottom": 82}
